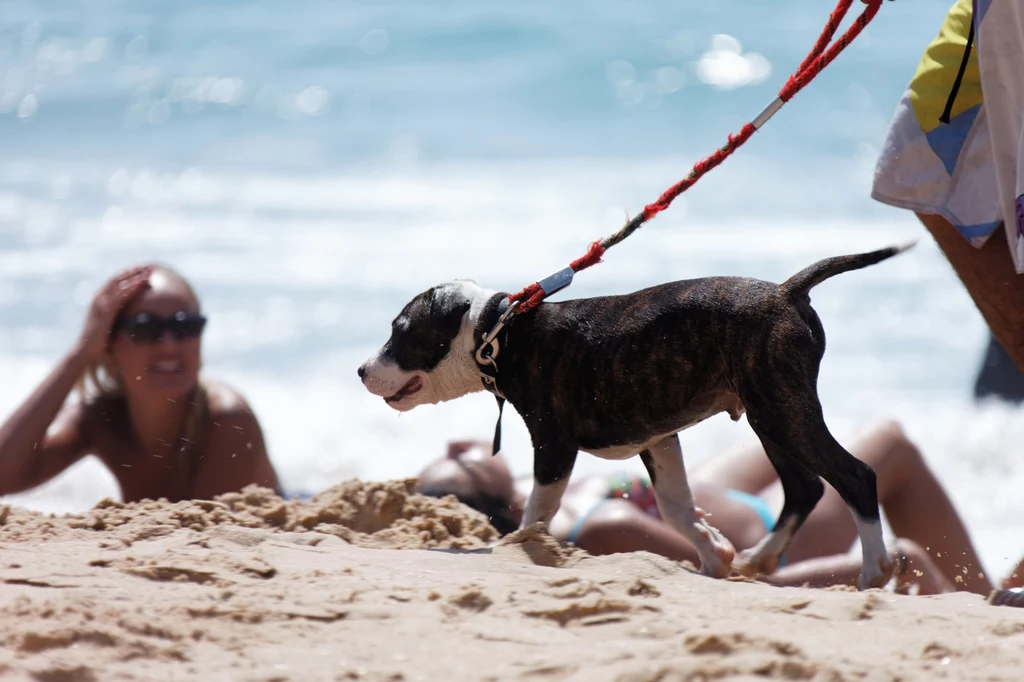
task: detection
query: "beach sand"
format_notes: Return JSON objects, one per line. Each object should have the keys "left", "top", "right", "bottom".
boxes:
{"left": 1, "top": 481, "right": 1022, "bottom": 681}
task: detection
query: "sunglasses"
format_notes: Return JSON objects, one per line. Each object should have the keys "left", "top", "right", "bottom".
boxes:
{"left": 114, "top": 311, "right": 207, "bottom": 343}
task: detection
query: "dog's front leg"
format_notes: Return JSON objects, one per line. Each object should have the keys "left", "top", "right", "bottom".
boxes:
{"left": 521, "top": 442, "right": 577, "bottom": 528}
{"left": 644, "top": 435, "right": 735, "bottom": 578}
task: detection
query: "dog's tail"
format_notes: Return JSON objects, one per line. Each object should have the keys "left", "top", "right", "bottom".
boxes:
{"left": 780, "top": 241, "right": 916, "bottom": 299}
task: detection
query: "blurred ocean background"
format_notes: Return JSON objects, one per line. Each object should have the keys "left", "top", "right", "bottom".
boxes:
{"left": 1, "top": 1, "right": 1022, "bottom": 579}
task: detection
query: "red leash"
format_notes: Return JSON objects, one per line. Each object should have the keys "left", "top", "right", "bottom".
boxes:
{"left": 507, "top": 0, "right": 885, "bottom": 313}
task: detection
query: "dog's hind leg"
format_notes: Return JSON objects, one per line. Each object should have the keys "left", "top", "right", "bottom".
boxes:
{"left": 809, "top": 431, "right": 894, "bottom": 590}
{"left": 742, "top": 400, "right": 894, "bottom": 590}
{"left": 734, "top": 429, "right": 824, "bottom": 577}
{"left": 643, "top": 435, "right": 735, "bottom": 578}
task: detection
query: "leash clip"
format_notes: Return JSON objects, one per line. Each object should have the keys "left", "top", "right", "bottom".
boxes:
{"left": 474, "top": 300, "right": 519, "bottom": 370}
{"left": 474, "top": 300, "right": 520, "bottom": 456}
{"left": 537, "top": 266, "right": 575, "bottom": 297}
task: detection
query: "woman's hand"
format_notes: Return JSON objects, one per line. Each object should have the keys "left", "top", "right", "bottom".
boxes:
{"left": 0, "top": 268, "right": 150, "bottom": 494}
{"left": 77, "top": 266, "right": 152, "bottom": 361}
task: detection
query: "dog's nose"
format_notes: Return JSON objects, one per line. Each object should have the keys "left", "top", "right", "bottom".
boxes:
{"left": 357, "top": 365, "right": 366, "bottom": 380}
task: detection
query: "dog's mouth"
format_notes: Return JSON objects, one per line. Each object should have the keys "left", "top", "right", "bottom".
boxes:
{"left": 384, "top": 376, "right": 423, "bottom": 403}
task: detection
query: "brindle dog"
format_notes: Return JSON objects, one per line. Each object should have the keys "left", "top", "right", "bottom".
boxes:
{"left": 358, "top": 243, "right": 913, "bottom": 588}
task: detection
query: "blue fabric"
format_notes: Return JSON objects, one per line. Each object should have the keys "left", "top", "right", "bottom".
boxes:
{"left": 975, "top": 0, "right": 991, "bottom": 23}
{"left": 956, "top": 219, "right": 1002, "bottom": 240}
{"left": 924, "top": 103, "right": 982, "bottom": 175}
{"left": 724, "top": 488, "right": 786, "bottom": 568}
{"left": 724, "top": 489, "right": 775, "bottom": 533}
{"left": 567, "top": 500, "right": 607, "bottom": 544}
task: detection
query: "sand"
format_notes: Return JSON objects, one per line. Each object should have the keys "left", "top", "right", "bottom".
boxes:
{"left": 1, "top": 481, "right": 1023, "bottom": 681}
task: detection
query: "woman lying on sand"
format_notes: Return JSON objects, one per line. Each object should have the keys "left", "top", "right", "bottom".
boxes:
{"left": 418, "top": 420, "right": 1007, "bottom": 597}
{"left": 0, "top": 264, "right": 281, "bottom": 503}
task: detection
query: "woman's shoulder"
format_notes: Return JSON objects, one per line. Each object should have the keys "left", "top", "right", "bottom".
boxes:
{"left": 203, "top": 378, "right": 257, "bottom": 419}
{"left": 201, "top": 378, "right": 265, "bottom": 439}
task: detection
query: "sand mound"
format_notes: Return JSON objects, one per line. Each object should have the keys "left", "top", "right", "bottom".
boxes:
{"left": 493, "top": 522, "right": 587, "bottom": 568}
{"left": 1, "top": 480, "right": 1023, "bottom": 680}
{"left": 0, "top": 479, "right": 498, "bottom": 550}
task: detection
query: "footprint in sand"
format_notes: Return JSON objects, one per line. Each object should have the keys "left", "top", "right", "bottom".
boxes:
{"left": 522, "top": 597, "right": 632, "bottom": 627}
{"left": 445, "top": 587, "right": 493, "bottom": 614}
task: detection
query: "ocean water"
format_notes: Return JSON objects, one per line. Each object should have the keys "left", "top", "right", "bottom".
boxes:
{"left": 1, "top": 1, "right": 1022, "bottom": 580}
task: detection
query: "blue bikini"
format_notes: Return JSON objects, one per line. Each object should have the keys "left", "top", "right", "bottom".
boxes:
{"left": 723, "top": 488, "right": 776, "bottom": 534}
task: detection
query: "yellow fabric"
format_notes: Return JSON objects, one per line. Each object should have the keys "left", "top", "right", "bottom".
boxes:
{"left": 909, "top": 0, "right": 982, "bottom": 133}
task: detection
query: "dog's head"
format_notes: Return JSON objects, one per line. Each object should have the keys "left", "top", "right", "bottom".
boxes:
{"left": 358, "top": 280, "right": 494, "bottom": 411}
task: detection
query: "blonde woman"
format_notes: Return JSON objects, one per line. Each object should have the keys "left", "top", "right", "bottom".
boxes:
{"left": 0, "top": 265, "right": 280, "bottom": 502}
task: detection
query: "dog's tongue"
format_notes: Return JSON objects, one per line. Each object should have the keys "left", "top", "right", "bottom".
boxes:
{"left": 385, "top": 376, "right": 422, "bottom": 402}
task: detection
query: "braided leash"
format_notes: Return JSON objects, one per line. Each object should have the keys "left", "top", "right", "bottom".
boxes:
{"left": 506, "top": 0, "right": 886, "bottom": 314}
{"left": 476, "top": 0, "right": 887, "bottom": 454}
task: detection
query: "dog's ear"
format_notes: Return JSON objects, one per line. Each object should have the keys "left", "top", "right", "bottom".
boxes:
{"left": 429, "top": 284, "right": 472, "bottom": 341}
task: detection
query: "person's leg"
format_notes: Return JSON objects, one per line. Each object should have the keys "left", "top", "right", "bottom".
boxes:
{"left": 766, "top": 539, "right": 956, "bottom": 596}
{"left": 693, "top": 441, "right": 779, "bottom": 495}
{"left": 862, "top": 420, "right": 991, "bottom": 594}
{"left": 770, "top": 419, "right": 992, "bottom": 595}
{"left": 918, "top": 213, "right": 1024, "bottom": 373}
{"left": 973, "top": 333, "right": 1024, "bottom": 403}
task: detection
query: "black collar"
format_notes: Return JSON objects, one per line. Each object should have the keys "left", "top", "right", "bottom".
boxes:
{"left": 475, "top": 294, "right": 513, "bottom": 397}
{"left": 474, "top": 294, "right": 513, "bottom": 454}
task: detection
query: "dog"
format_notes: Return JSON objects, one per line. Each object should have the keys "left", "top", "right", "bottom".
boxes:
{"left": 358, "top": 243, "right": 913, "bottom": 589}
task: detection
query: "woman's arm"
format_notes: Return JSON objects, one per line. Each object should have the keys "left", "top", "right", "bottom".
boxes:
{"left": 0, "top": 266, "right": 151, "bottom": 496}
{"left": 0, "top": 346, "right": 92, "bottom": 495}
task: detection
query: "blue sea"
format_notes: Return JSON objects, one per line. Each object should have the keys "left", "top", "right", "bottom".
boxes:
{"left": 1, "top": 1, "right": 1022, "bottom": 579}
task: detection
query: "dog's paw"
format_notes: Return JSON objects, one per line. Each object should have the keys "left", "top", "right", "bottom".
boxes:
{"left": 734, "top": 547, "right": 781, "bottom": 578}
{"left": 857, "top": 548, "right": 897, "bottom": 591}
{"left": 696, "top": 523, "right": 736, "bottom": 579}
